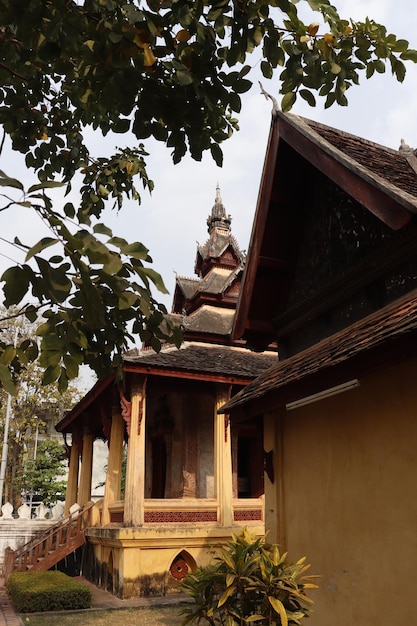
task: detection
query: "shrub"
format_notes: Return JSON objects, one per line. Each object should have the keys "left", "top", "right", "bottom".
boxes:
{"left": 181, "top": 528, "right": 318, "bottom": 626}
{"left": 7, "top": 570, "right": 92, "bottom": 613}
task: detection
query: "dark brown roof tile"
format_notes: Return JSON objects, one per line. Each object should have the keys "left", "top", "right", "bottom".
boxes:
{"left": 305, "top": 119, "right": 417, "bottom": 198}
{"left": 222, "top": 289, "right": 417, "bottom": 412}
{"left": 124, "top": 342, "right": 276, "bottom": 378}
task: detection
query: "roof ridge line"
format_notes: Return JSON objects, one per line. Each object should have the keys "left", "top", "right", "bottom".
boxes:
{"left": 280, "top": 111, "right": 417, "bottom": 214}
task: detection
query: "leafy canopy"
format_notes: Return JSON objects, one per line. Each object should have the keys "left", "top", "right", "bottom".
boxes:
{"left": 20, "top": 439, "right": 68, "bottom": 508}
{"left": 0, "top": 310, "right": 82, "bottom": 507}
{"left": 0, "top": 0, "right": 416, "bottom": 392}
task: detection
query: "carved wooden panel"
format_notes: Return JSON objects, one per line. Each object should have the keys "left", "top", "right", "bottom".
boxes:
{"left": 288, "top": 174, "right": 394, "bottom": 308}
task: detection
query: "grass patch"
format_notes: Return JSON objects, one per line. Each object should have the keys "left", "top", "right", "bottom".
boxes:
{"left": 20, "top": 606, "right": 184, "bottom": 626}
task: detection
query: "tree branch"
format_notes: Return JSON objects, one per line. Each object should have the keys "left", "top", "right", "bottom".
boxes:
{"left": 0, "top": 61, "right": 28, "bottom": 81}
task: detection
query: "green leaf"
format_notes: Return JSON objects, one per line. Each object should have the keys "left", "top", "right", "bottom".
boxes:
{"left": 226, "top": 573, "right": 236, "bottom": 587}
{"left": 324, "top": 92, "right": 336, "bottom": 108}
{"left": 25, "top": 238, "right": 59, "bottom": 262}
{"left": 103, "top": 253, "right": 124, "bottom": 275}
{"left": 63, "top": 202, "right": 75, "bottom": 218}
{"left": 0, "top": 170, "right": 24, "bottom": 191}
{"left": 1, "top": 346, "right": 16, "bottom": 365}
{"left": 28, "top": 181, "right": 65, "bottom": 193}
{"left": 176, "top": 69, "right": 194, "bottom": 85}
{"left": 39, "top": 349, "right": 62, "bottom": 368}
{"left": 374, "top": 59, "right": 385, "bottom": 74}
{"left": 0, "top": 362, "right": 16, "bottom": 395}
{"left": 94, "top": 223, "right": 114, "bottom": 237}
{"left": 1, "top": 266, "right": 31, "bottom": 306}
{"left": 268, "top": 597, "right": 288, "bottom": 626}
{"left": 42, "top": 364, "right": 62, "bottom": 385}
{"left": 306, "top": 0, "right": 326, "bottom": 10}
{"left": 118, "top": 291, "right": 138, "bottom": 310}
{"left": 36, "top": 321, "right": 55, "bottom": 337}
{"left": 281, "top": 91, "right": 296, "bottom": 112}
{"left": 18, "top": 339, "right": 38, "bottom": 362}
{"left": 393, "top": 58, "right": 406, "bottom": 82}
{"left": 299, "top": 89, "right": 316, "bottom": 106}
{"left": 136, "top": 267, "right": 169, "bottom": 294}
{"left": 172, "top": 327, "right": 183, "bottom": 348}
{"left": 393, "top": 39, "right": 409, "bottom": 53}
{"left": 58, "top": 368, "right": 69, "bottom": 392}
{"left": 401, "top": 49, "right": 417, "bottom": 62}
{"left": 63, "top": 354, "right": 79, "bottom": 379}
{"left": 24, "top": 307, "right": 38, "bottom": 323}
{"left": 113, "top": 240, "right": 149, "bottom": 260}
{"left": 42, "top": 334, "right": 63, "bottom": 351}
{"left": 217, "top": 584, "right": 236, "bottom": 607}
{"left": 234, "top": 79, "right": 252, "bottom": 94}
{"left": 210, "top": 143, "right": 223, "bottom": 167}
{"left": 35, "top": 257, "right": 72, "bottom": 302}
{"left": 261, "top": 60, "right": 273, "bottom": 79}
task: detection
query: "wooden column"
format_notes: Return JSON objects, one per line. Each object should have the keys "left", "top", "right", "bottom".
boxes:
{"left": 102, "top": 407, "right": 125, "bottom": 525}
{"left": 78, "top": 429, "right": 94, "bottom": 506}
{"left": 124, "top": 377, "right": 147, "bottom": 527}
{"left": 263, "top": 410, "right": 285, "bottom": 546}
{"left": 64, "top": 435, "right": 80, "bottom": 516}
{"left": 214, "top": 384, "right": 233, "bottom": 527}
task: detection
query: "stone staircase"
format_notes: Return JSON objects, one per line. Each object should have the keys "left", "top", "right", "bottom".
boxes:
{"left": 3, "top": 503, "right": 94, "bottom": 581}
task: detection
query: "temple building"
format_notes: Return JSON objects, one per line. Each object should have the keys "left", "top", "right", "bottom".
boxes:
{"left": 52, "top": 187, "right": 276, "bottom": 597}
{"left": 220, "top": 111, "right": 417, "bottom": 626}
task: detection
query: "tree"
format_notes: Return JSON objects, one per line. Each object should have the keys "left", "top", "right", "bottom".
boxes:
{"left": 20, "top": 439, "right": 67, "bottom": 509}
{"left": 0, "top": 0, "right": 416, "bottom": 392}
{"left": 0, "top": 310, "right": 82, "bottom": 509}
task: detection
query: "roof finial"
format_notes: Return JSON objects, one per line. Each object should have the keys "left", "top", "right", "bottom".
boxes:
{"left": 399, "top": 138, "right": 415, "bottom": 154}
{"left": 259, "top": 81, "right": 279, "bottom": 114}
{"left": 207, "top": 183, "right": 231, "bottom": 233}
{"left": 216, "top": 182, "right": 222, "bottom": 203}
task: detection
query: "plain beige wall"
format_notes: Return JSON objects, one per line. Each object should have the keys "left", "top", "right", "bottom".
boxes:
{"left": 274, "top": 356, "right": 417, "bottom": 626}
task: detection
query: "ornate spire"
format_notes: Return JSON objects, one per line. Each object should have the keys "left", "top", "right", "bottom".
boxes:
{"left": 207, "top": 183, "right": 231, "bottom": 233}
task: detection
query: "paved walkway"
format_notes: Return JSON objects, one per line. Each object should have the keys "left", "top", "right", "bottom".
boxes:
{"left": 0, "top": 582, "right": 22, "bottom": 626}
{"left": 0, "top": 576, "right": 189, "bottom": 626}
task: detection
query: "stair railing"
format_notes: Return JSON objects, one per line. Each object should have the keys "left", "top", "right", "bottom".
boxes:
{"left": 3, "top": 501, "right": 94, "bottom": 581}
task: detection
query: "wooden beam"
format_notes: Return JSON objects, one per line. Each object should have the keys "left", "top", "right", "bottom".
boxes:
{"left": 233, "top": 116, "right": 281, "bottom": 339}
{"left": 123, "top": 364, "right": 255, "bottom": 385}
{"left": 258, "top": 256, "right": 290, "bottom": 270}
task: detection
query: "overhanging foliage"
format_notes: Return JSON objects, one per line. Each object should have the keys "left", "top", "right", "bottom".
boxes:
{"left": 0, "top": 0, "right": 416, "bottom": 392}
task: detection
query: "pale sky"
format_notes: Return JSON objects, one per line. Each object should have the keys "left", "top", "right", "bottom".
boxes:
{"left": 1, "top": 0, "right": 417, "bottom": 328}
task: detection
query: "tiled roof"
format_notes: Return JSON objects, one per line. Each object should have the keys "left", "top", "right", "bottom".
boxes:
{"left": 175, "top": 257, "right": 242, "bottom": 309}
{"left": 199, "top": 267, "right": 239, "bottom": 294}
{"left": 176, "top": 268, "right": 241, "bottom": 303}
{"left": 124, "top": 342, "right": 277, "bottom": 379}
{"left": 198, "top": 232, "right": 244, "bottom": 262}
{"left": 175, "top": 276, "right": 200, "bottom": 300}
{"left": 222, "top": 289, "right": 417, "bottom": 412}
{"left": 305, "top": 118, "right": 417, "bottom": 198}
{"left": 286, "top": 114, "right": 417, "bottom": 214}
{"left": 183, "top": 306, "right": 234, "bottom": 335}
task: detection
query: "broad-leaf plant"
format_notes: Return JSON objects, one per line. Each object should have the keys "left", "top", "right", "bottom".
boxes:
{"left": 181, "top": 528, "right": 318, "bottom": 625}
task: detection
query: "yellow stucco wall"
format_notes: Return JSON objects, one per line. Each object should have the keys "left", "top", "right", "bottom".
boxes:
{"left": 271, "top": 356, "right": 417, "bottom": 626}
{"left": 86, "top": 523, "right": 265, "bottom": 597}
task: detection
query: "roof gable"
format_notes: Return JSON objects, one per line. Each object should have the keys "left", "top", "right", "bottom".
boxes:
{"left": 233, "top": 111, "right": 417, "bottom": 350}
